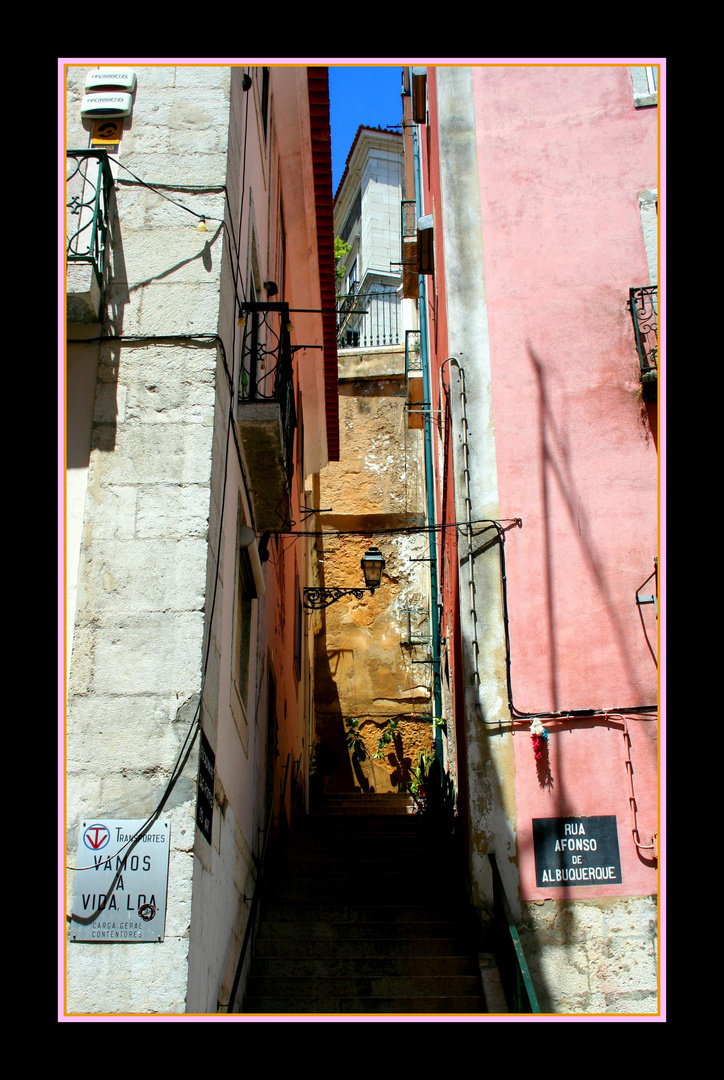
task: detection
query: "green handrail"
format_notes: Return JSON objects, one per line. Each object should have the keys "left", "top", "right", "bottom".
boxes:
{"left": 488, "top": 853, "right": 541, "bottom": 1013}
{"left": 66, "top": 149, "right": 114, "bottom": 284}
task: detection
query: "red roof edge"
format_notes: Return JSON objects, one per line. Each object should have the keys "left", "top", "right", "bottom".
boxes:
{"left": 307, "top": 67, "right": 340, "bottom": 463}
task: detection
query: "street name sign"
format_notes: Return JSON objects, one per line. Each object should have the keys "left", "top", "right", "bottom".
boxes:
{"left": 533, "top": 815, "right": 622, "bottom": 888}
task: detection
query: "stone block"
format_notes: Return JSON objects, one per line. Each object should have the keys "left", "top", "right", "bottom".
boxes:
{"left": 80, "top": 485, "right": 137, "bottom": 540}
{"left": 111, "top": 223, "right": 225, "bottom": 287}
{"left": 66, "top": 934, "right": 190, "bottom": 1014}
{"left": 93, "top": 382, "right": 127, "bottom": 425}
{"left": 77, "top": 537, "right": 207, "bottom": 615}
{"left": 66, "top": 693, "right": 185, "bottom": 774}
{"left": 114, "top": 152, "right": 229, "bottom": 188}
{"left": 103, "top": 279, "right": 222, "bottom": 337}
{"left": 90, "top": 611, "right": 204, "bottom": 696}
{"left": 135, "top": 484, "right": 210, "bottom": 539}
{"left": 91, "top": 421, "right": 213, "bottom": 485}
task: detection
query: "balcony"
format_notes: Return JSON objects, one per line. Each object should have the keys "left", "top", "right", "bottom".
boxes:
{"left": 66, "top": 150, "right": 114, "bottom": 322}
{"left": 337, "top": 286, "right": 401, "bottom": 349}
{"left": 237, "top": 303, "right": 297, "bottom": 532}
{"left": 628, "top": 286, "right": 658, "bottom": 402}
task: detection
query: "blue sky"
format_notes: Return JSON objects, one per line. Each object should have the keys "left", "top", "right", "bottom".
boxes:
{"left": 328, "top": 65, "right": 403, "bottom": 194}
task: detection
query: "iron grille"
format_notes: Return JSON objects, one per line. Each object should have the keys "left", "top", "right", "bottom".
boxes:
{"left": 628, "top": 286, "right": 658, "bottom": 376}
{"left": 66, "top": 150, "right": 114, "bottom": 285}
{"left": 337, "top": 287, "right": 401, "bottom": 349}
{"left": 239, "top": 302, "right": 297, "bottom": 485}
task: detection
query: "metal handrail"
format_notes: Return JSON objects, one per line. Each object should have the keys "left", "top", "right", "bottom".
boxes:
{"left": 488, "top": 853, "right": 541, "bottom": 1013}
{"left": 226, "top": 752, "right": 292, "bottom": 1013}
{"left": 66, "top": 149, "right": 114, "bottom": 284}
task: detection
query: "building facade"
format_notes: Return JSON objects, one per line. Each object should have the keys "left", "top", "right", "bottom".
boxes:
{"left": 408, "top": 64, "right": 660, "bottom": 1013}
{"left": 311, "top": 126, "right": 433, "bottom": 794}
{"left": 64, "top": 63, "right": 338, "bottom": 1014}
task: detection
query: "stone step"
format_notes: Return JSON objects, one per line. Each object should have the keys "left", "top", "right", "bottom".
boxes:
{"left": 316, "top": 794, "right": 414, "bottom": 814}
{"left": 253, "top": 932, "right": 476, "bottom": 956}
{"left": 255, "top": 902, "right": 475, "bottom": 925}
{"left": 277, "top": 852, "right": 434, "bottom": 871}
{"left": 249, "top": 955, "right": 477, "bottom": 978}
{"left": 245, "top": 974, "right": 483, "bottom": 998}
{"left": 241, "top": 798, "right": 486, "bottom": 1015}
{"left": 262, "top": 885, "right": 464, "bottom": 905}
{"left": 242, "top": 995, "right": 485, "bottom": 1015}
{"left": 258, "top": 920, "right": 468, "bottom": 946}
{"left": 265, "top": 866, "right": 460, "bottom": 888}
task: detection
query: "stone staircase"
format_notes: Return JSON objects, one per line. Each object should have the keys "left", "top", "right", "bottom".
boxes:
{"left": 242, "top": 792, "right": 487, "bottom": 1015}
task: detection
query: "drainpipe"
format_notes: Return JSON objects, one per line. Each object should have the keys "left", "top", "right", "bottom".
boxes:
{"left": 412, "top": 121, "right": 443, "bottom": 759}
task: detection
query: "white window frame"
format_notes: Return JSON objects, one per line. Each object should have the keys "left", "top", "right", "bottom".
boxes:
{"left": 638, "top": 189, "right": 658, "bottom": 287}
{"left": 630, "top": 65, "right": 658, "bottom": 109}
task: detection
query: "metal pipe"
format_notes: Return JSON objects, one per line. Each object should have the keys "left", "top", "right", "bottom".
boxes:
{"left": 441, "top": 356, "right": 480, "bottom": 683}
{"left": 412, "top": 121, "right": 443, "bottom": 750}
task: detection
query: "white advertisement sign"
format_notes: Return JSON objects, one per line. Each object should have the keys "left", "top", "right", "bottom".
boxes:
{"left": 70, "top": 819, "right": 170, "bottom": 943}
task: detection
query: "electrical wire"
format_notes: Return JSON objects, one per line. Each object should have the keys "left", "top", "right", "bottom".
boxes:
{"left": 265, "top": 517, "right": 522, "bottom": 539}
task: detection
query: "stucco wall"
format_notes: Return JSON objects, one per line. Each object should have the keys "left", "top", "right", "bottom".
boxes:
{"left": 425, "top": 64, "right": 659, "bottom": 1014}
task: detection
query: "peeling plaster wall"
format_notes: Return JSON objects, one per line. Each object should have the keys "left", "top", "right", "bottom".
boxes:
{"left": 313, "top": 354, "right": 431, "bottom": 792}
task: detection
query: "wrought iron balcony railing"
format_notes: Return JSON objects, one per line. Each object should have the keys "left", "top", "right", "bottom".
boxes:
{"left": 66, "top": 150, "right": 114, "bottom": 285}
{"left": 628, "top": 286, "right": 658, "bottom": 399}
{"left": 337, "top": 286, "right": 401, "bottom": 349}
{"left": 239, "top": 302, "right": 297, "bottom": 493}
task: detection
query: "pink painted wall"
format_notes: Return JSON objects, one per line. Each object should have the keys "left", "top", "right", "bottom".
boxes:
{"left": 471, "top": 66, "right": 657, "bottom": 712}
{"left": 419, "top": 67, "right": 659, "bottom": 905}
{"left": 468, "top": 66, "right": 658, "bottom": 899}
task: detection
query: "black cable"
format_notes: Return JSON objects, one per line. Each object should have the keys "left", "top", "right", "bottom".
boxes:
{"left": 636, "top": 599, "right": 658, "bottom": 669}
{"left": 268, "top": 518, "right": 522, "bottom": 538}
{"left": 493, "top": 521, "right": 657, "bottom": 725}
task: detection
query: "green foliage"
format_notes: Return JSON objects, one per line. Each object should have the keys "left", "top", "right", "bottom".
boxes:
{"left": 334, "top": 236, "right": 351, "bottom": 290}
{"left": 409, "top": 750, "right": 457, "bottom": 836}
{"left": 373, "top": 716, "right": 400, "bottom": 760}
{"left": 344, "top": 717, "right": 366, "bottom": 763}
{"left": 409, "top": 748, "right": 434, "bottom": 795}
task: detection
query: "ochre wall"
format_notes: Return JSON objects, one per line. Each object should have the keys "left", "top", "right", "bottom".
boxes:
{"left": 313, "top": 359, "right": 433, "bottom": 793}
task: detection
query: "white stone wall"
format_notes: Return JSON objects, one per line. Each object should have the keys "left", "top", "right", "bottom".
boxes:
{"left": 519, "top": 897, "right": 658, "bottom": 1014}
{"left": 66, "top": 64, "right": 232, "bottom": 1014}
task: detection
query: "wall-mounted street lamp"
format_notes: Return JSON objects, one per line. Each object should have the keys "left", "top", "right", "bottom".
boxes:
{"left": 303, "top": 547, "right": 386, "bottom": 611}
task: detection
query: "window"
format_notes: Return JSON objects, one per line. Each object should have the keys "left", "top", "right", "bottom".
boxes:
{"left": 236, "top": 550, "right": 254, "bottom": 707}
{"left": 630, "top": 66, "right": 658, "bottom": 108}
{"left": 230, "top": 500, "right": 260, "bottom": 750}
{"left": 293, "top": 577, "right": 302, "bottom": 683}
{"left": 638, "top": 189, "right": 658, "bottom": 286}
